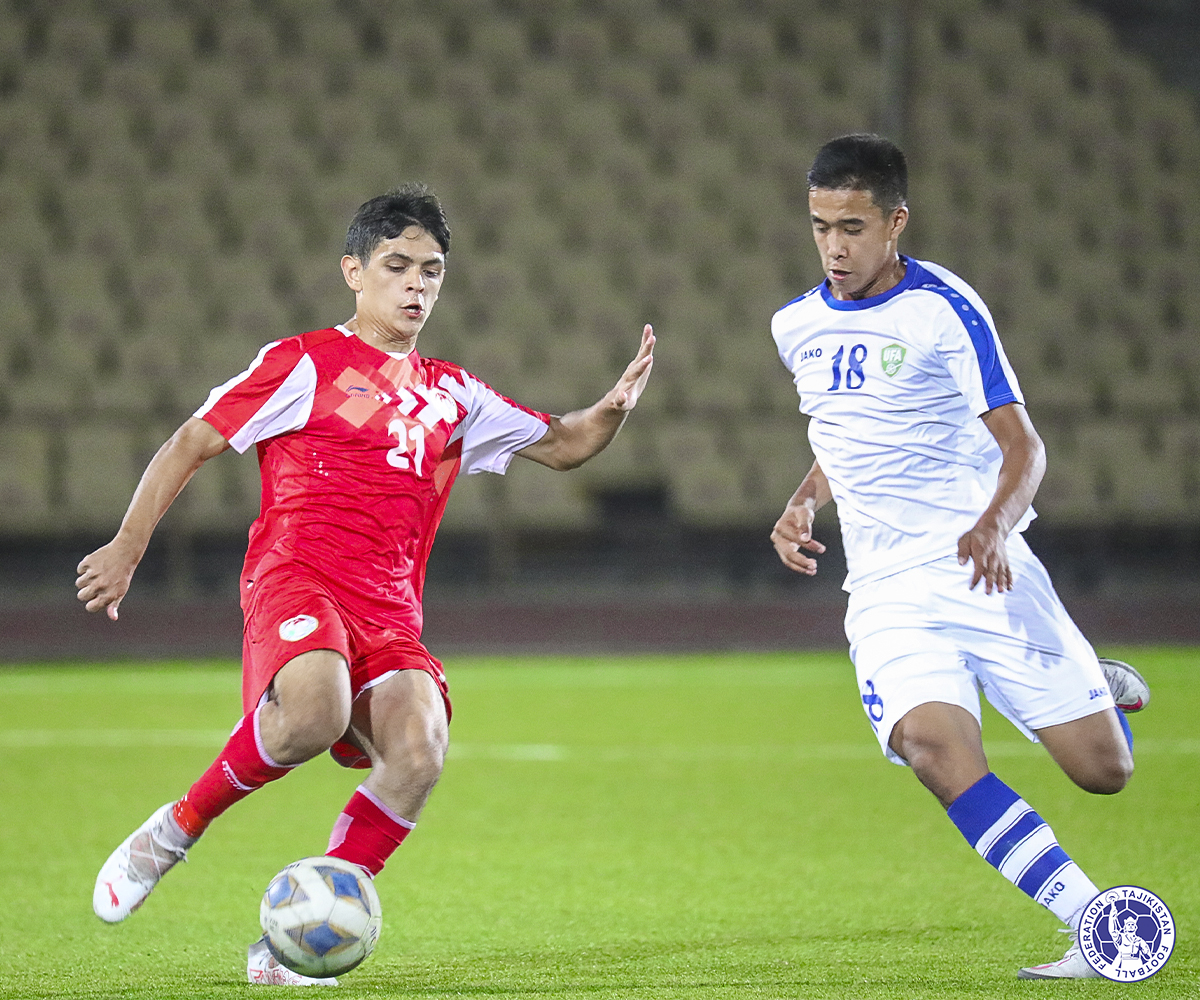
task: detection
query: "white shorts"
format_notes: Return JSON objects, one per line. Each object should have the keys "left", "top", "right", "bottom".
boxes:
{"left": 845, "top": 534, "right": 1114, "bottom": 766}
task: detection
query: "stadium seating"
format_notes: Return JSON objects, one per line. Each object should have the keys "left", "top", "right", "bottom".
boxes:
{"left": 0, "top": 0, "right": 1197, "bottom": 543}
{"left": 0, "top": 426, "right": 51, "bottom": 532}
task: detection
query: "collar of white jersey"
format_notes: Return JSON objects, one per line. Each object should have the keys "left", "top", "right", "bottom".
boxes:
{"left": 819, "top": 255, "right": 924, "bottom": 311}
{"left": 335, "top": 323, "right": 411, "bottom": 359}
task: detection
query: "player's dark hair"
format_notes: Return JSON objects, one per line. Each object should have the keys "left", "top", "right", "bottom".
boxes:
{"left": 344, "top": 183, "right": 451, "bottom": 262}
{"left": 807, "top": 134, "right": 908, "bottom": 213}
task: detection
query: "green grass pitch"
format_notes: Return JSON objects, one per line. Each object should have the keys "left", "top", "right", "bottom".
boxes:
{"left": 0, "top": 648, "right": 1195, "bottom": 999}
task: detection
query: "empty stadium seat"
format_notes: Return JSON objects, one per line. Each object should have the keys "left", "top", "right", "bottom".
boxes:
{"left": 498, "top": 457, "right": 599, "bottom": 529}
{"left": 60, "top": 422, "right": 144, "bottom": 529}
{"left": 0, "top": 0, "right": 1198, "bottom": 544}
{"left": 436, "top": 463, "right": 494, "bottom": 531}
{"left": 0, "top": 427, "right": 51, "bottom": 531}
{"left": 736, "top": 417, "right": 815, "bottom": 520}
{"left": 176, "top": 443, "right": 262, "bottom": 530}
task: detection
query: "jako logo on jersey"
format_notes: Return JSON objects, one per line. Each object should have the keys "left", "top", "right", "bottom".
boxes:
{"left": 278, "top": 614, "right": 319, "bottom": 642}
{"left": 799, "top": 347, "right": 823, "bottom": 362}
{"left": 1078, "top": 885, "right": 1175, "bottom": 982}
{"left": 881, "top": 344, "right": 906, "bottom": 377}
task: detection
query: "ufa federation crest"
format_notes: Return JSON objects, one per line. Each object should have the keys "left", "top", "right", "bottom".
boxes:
{"left": 880, "top": 344, "right": 906, "bottom": 377}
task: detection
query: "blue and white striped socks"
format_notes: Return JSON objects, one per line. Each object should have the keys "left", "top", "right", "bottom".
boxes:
{"left": 947, "top": 773, "right": 1097, "bottom": 928}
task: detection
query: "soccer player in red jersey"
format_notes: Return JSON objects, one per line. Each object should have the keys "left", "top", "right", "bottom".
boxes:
{"left": 77, "top": 185, "right": 655, "bottom": 983}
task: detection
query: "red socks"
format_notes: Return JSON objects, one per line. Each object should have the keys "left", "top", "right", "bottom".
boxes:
{"left": 173, "top": 706, "right": 296, "bottom": 837}
{"left": 326, "top": 787, "right": 414, "bottom": 876}
{"left": 169, "top": 709, "right": 414, "bottom": 878}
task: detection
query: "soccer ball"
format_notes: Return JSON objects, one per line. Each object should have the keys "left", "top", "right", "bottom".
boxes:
{"left": 260, "top": 856, "right": 382, "bottom": 978}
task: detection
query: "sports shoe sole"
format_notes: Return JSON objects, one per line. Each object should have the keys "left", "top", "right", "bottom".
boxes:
{"left": 1098, "top": 657, "right": 1150, "bottom": 712}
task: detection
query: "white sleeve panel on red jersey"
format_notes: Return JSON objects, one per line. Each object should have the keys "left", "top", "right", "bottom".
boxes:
{"left": 194, "top": 340, "right": 317, "bottom": 453}
{"left": 439, "top": 370, "right": 550, "bottom": 475}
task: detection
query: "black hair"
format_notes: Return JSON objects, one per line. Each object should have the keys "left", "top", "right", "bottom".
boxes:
{"left": 807, "top": 134, "right": 908, "bottom": 213}
{"left": 344, "top": 183, "right": 451, "bottom": 262}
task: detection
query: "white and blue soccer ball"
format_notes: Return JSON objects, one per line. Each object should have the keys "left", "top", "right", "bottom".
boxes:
{"left": 260, "top": 856, "right": 382, "bottom": 978}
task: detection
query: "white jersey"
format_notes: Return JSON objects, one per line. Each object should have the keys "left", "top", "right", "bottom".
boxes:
{"left": 772, "top": 256, "right": 1031, "bottom": 591}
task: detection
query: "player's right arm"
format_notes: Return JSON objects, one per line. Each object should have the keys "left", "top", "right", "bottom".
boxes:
{"left": 76, "top": 417, "right": 230, "bottom": 620}
{"left": 770, "top": 459, "right": 832, "bottom": 575}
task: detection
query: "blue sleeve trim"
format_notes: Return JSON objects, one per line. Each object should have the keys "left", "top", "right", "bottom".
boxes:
{"left": 914, "top": 270, "right": 1016, "bottom": 409}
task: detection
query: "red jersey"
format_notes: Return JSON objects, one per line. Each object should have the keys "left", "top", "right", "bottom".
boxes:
{"left": 196, "top": 325, "right": 550, "bottom": 636}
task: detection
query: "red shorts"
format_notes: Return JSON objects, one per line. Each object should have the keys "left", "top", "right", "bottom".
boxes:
{"left": 241, "top": 570, "right": 451, "bottom": 721}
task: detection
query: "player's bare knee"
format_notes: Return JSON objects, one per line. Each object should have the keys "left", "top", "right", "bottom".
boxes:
{"left": 372, "top": 726, "right": 445, "bottom": 804}
{"left": 894, "top": 728, "right": 950, "bottom": 778}
{"left": 1077, "top": 753, "right": 1133, "bottom": 795}
{"left": 266, "top": 704, "right": 348, "bottom": 762}
{"left": 403, "top": 716, "right": 448, "bottom": 789}
{"left": 409, "top": 742, "right": 445, "bottom": 792}
{"left": 264, "top": 682, "right": 352, "bottom": 763}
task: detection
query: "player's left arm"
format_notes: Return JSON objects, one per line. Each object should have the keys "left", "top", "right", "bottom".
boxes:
{"left": 958, "top": 402, "right": 1046, "bottom": 594}
{"left": 517, "top": 325, "right": 654, "bottom": 471}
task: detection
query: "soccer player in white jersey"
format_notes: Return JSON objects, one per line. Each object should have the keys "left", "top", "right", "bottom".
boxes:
{"left": 769, "top": 134, "right": 1151, "bottom": 979}
{"left": 76, "top": 184, "right": 655, "bottom": 985}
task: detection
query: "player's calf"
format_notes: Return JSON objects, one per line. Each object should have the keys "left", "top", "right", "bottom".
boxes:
{"left": 947, "top": 773, "right": 1100, "bottom": 931}
{"left": 1037, "top": 709, "right": 1133, "bottom": 795}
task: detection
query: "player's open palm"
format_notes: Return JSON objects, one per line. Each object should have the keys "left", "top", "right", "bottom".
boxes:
{"left": 76, "top": 540, "right": 139, "bottom": 620}
{"left": 609, "top": 324, "right": 655, "bottom": 411}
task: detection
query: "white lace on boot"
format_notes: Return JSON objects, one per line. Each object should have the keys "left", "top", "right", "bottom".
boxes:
{"left": 93, "top": 803, "right": 193, "bottom": 922}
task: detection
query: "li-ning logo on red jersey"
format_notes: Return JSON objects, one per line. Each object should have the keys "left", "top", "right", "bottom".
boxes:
{"left": 278, "top": 614, "right": 319, "bottom": 642}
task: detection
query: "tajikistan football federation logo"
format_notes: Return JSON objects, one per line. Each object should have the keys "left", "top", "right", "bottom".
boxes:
{"left": 1078, "top": 886, "right": 1175, "bottom": 981}
{"left": 880, "top": 344, "right": 906, "bottom": 377}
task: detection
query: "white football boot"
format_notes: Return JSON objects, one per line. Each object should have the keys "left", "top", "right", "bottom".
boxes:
{"left": 247, "top": 937, "right": 339, "bottom": 986}
{"left": 1099, "top": 658, "right": 1150, "bottom": 713}
{"left": 93, "top": 802, "right": 194, "bottom": 922}
{"left": 1018, "top": 930, "right": 1101, "bottom": 979}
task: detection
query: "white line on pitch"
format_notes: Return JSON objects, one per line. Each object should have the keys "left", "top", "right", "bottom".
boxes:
{"left": 2, "top": 732, "right": 1195, "bottom": 759}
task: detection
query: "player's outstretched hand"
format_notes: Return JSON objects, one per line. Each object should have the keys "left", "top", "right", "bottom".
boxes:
{"left": 608, "top": 324, "right": 655, "bottom": 411}
{"left": 956, "top": 523, "right": 1013, "bottom": 594}
{"left": 771, "top": 501, "right": 826, "bottom": 576}
{"left": 76, "top": 540, "right": 140, "bottom": 621}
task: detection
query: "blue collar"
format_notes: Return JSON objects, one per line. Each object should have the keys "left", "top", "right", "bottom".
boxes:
{"left": 819, "top": 256, "right": 924, "bottom": 310}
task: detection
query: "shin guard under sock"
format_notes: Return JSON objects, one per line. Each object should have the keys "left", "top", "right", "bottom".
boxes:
{"left": 174, "top": 705, "right": 296, "bottom": 836}
{"left": 947, "top": 772, "right": 1098, "bottom": 928}
{"left": 326, "top": 787, "right": 414, "bottom": 876}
